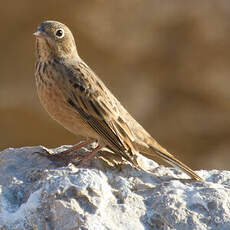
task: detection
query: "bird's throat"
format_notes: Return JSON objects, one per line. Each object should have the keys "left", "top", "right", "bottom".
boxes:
{"left": 35, "top": 38, "right": 54, "bottom": 61}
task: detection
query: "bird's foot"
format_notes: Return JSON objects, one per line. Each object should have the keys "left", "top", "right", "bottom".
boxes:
{"left": 70, "top": 144, "right": 102, "bottom": 167}
{"left": 35, "top": 142, "right": 101, "bottom": 167}
{"left": 34, "top": 148, "right": 74, "bottom": 166}
{"left": 54, "top": 140, "right": 92, "bottom": 158}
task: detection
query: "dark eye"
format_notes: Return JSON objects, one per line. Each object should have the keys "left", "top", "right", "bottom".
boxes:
{"left": 55, "top": 28, "right": 65, "bottom": 38}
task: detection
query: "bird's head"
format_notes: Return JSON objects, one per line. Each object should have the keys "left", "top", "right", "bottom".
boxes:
{"left": 34, "top": 21, "right": 78, "bottom": 60}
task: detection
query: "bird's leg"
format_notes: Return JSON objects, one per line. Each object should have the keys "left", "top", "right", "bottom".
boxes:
{"left": 40, "top": 140, "right": 92, "bottom": 161}
{"left": 73, "top": 144, "right": 102, "bottom": 166}
{"left": 56, "top": 140, "right": 93, "bottom": 158}
{"left": 36, "top": 140, "right": 96, "bottom": 166}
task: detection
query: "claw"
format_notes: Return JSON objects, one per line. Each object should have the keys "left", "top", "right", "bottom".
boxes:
{"left": 33, "top": 142, "right": 101, "bottom": 167}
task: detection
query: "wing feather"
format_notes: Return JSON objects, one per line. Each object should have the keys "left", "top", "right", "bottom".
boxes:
{"left": 62, "top": 60, "right": 138, "bottom": 165}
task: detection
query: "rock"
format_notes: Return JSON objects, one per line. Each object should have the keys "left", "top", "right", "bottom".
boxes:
{"left": 0, "top": 146, "right": 229, "bottom": 230}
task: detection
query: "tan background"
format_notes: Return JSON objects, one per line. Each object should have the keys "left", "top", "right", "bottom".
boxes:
{"left": 1, "top": 1, "right": 230, "bottom": 170}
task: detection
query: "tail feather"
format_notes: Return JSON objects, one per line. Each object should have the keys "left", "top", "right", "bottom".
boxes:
{"left": 140, "top": 141, "right": 203, "bottom": 181}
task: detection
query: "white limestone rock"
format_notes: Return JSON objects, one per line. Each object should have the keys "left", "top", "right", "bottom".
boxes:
{"left": 0, "top": 146, "right": 229, "bottom": 230}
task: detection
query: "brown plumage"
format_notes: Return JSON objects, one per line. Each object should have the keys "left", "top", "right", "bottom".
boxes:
{"left": 34, "top": 20, "right": 203, "bottom": 181}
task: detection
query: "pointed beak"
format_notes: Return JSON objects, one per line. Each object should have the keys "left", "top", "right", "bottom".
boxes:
{"left": 33, "top": 30, "right": 46, "bottom": 39}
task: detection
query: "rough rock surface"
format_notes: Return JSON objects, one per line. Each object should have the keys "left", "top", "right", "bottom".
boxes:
{"left": 0, "top": 146, "right": 229, "bottom": 230}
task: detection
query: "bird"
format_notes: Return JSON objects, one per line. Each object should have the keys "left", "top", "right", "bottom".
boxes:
{"left": 34, "top": 20, "right": 203, "bottom": 181}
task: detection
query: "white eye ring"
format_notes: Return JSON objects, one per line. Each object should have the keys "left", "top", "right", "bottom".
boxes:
{"left": 55, "top": 28, "right": 65, "bottom": 38}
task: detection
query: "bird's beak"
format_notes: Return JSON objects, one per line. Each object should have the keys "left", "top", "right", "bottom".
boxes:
{"left": 33, "top": 30, "right": 46, "bottom": 39}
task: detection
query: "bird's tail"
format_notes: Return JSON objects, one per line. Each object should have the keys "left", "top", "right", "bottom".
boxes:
{"left": 140, "top": 139, "right": 203, "bottom": 181}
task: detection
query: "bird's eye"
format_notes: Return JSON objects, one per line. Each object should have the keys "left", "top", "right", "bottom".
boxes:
{"left": 55, "top": 28, "right": 65, "bottom": 38}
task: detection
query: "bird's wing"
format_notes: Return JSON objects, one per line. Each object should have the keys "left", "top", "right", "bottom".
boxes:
{"left": 59, "top": 60, "right": 138, "bottom": 165}
{"left": 55, "top": 58, "right": 203, "bottom": 181}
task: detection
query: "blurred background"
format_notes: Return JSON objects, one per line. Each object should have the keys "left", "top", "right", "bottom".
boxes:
{"left": 1, "top": 0, "right": 230, "bottom": 170}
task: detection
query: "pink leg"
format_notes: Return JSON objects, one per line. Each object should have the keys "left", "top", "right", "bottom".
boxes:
{"left": 57, "top": 140, "right": 92, "bottom": 157}
{"left": 74, "top": 144, "right": 102, "bottom": 166}
{"left": 37, "top": 141, "right": 101, "bottom": 167}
